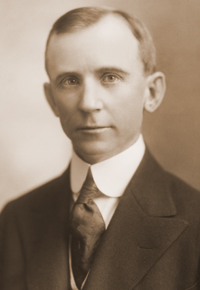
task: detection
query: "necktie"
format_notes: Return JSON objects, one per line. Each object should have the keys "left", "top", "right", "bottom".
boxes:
{"left": 70, "top": 167, "right": 105, "bottom": 289}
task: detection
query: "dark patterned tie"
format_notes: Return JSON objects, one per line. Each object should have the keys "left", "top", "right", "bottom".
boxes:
{"left": 70, "top": 167, "right": 105, "bottom": 289}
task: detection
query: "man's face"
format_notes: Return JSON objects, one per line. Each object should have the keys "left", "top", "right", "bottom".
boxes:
{"left": 45, "top": 15, "right": 149, "bottom": 164}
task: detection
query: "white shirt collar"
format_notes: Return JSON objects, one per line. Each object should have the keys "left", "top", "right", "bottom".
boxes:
{"left": 70, "top": 134, "right": 145, "bottom": 198}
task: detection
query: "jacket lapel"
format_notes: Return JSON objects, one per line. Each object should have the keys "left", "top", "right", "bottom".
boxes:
{"left": 27, "top": 167, "right": 72, "bottom": 290}
{"left": 83, "top": 150, "right": 188, "bottom": 290}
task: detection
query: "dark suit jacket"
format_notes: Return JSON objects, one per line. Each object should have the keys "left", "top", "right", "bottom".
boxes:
{"left": 1, "top": 149, "right": 200, "bottom": 290}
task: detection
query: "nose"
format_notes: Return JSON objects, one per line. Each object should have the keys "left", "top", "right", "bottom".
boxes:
{"left": 78, "top": 78, "right": 103, "bottom": 113}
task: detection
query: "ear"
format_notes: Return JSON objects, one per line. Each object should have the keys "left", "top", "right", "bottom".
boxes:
{"left": 43, "top": 83, "right": 60, "bottom": 117}
{"left": 144, "top": 72, "right": 166, "bottom": 113}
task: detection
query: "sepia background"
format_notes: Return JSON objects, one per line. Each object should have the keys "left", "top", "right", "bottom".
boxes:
{"left": 0, "top": 0, "right": 200, "bottom": 210}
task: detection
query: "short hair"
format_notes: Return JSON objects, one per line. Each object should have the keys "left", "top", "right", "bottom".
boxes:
{"left": 45, "top": 7, "right": 156, "bottom": 75}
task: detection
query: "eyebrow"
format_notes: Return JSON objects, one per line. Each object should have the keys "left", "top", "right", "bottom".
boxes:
{"left": 95, "top": 67, "right": 130, "bottom": 76}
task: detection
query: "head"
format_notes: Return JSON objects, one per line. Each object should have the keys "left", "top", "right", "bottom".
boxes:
{"left": 44, "top": 7, "right": 165, "bottom": 164}
{"left": 45, "top": 7, "right": 156, "bottom": 76}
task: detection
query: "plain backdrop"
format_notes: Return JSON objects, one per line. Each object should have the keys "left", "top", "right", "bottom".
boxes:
{"left": 0, "top": 0, "right": 200, "bottom": 210}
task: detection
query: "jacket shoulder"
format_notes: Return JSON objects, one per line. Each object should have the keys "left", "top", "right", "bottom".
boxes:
{"left": 146, "top": 148, "right": 200, "bottom": 206}
{"left": 166, "top": 171, "right": 200, "bottom": 217}
{"left": 1, "top": 167, "right": 70, "bottom": 217}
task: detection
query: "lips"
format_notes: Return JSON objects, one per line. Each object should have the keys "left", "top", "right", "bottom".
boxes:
{"left": 79, "top": 126, "right": 108, "bottom": 130}
{"left": 77, "top": 126, "right": 111, "bottom": 133}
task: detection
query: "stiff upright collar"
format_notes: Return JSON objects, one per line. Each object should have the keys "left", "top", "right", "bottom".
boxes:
{"left": 70, "top": 134, "right": 145, "bottom": 197}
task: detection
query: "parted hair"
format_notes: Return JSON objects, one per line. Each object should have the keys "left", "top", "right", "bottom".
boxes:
{"left": 45, "top": 7, "right": 156, "bottom": 75}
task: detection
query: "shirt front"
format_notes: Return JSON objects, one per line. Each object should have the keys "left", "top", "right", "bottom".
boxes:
{"left": 69, "top": 134, "right": 145, "bottom": 289}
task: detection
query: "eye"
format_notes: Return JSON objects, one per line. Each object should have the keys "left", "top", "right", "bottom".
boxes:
{"left": 61, "top": 77, "right": 80, "bottom": 86}
{"left": 101, "top": 74, "right": 120, "bottom": 84}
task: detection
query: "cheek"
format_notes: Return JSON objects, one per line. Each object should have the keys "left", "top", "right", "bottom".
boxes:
{"left": 121, "top": 103, "right": 143, "bottom": 129}
{"left": 111, "top": 87, "right": 145, "bottom": 134}
{"left": 53, "top": 92, "right": 77, "bottom": 119}
{"left": 56, "top": 101, "right": 75, "bottom": 138}
{"left": 113, "top": 86, "right": 145, "bottom": 118}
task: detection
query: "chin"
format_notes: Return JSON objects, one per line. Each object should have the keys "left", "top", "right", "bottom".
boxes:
{"left": 73, "top": 141, "right": 114, "bottom": 164}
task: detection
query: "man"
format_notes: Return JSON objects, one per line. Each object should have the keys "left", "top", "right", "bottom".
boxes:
{"left": 0, "top": 6, "right": 200, "bottom": 290}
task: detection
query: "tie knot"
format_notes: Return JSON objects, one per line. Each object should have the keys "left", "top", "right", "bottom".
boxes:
{"left": 77, "top": 168, "right": 99, "bottom": 204}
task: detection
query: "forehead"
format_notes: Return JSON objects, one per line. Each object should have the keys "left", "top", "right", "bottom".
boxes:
{"left": 46, "top": 14, "right": 142, "bottom": 79}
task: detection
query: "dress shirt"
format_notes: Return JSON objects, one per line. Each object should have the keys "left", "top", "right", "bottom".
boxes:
{"left": 69, "top": 134, "right": 145, "bottom": 290}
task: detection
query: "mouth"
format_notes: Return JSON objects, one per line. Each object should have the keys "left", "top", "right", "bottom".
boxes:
{"left": 77, "top": 126, "right": 111, "bottom": 134}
